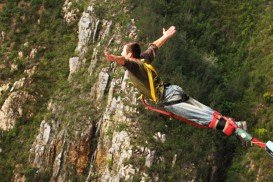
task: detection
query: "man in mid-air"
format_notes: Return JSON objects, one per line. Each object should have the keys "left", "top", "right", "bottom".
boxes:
{"left": 104, "top": 26, "right": 247, "bottom": 142}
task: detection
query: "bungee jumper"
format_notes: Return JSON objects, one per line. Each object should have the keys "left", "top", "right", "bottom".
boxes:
{"left": 104, "top": 26, "right": 273, "bottom": 158}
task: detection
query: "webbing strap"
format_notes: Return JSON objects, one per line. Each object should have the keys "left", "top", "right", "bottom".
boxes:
{"left": 141, "top": 96, "right": 209, "bottom": 129}
{"left": 251, "top": 138, "right": 266, "bottom": 148}
{"left": 143, "top": 62, "right": 158, "bottom": 102}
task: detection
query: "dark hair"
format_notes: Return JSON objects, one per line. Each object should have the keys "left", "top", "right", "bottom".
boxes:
{"left": 126, "top": 42, "right": 141, "bottom": 58}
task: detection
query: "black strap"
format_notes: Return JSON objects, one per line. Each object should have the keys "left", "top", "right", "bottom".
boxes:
{"left": 164, "top": 83, "right": 171, "bottom": 87}
{"left": 216, "top": 118, "right": 226, "bottom": 130}
{"left": 163, "top": 99, "right": 185, "bottom": 106}
{"left": 162, "top": 83, "right": 189, "bottom": 106}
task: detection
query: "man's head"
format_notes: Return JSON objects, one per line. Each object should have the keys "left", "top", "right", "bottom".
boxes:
{"left": 121, "top": 42, "right": 141, "bottom": 59}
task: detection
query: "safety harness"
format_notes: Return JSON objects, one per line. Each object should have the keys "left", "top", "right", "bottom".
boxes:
{"left": 140, "top": 61, "right": 273, "bottom": 157}
{"left": 141, "top": 59, "right": 159, "bottom": 102}
{"left": 208, "top": 112, "right": 238, "bottom": 136}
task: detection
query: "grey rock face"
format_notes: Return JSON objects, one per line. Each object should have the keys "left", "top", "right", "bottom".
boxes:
{"left": 96, "top": 68, "right": 110, "bottom": 101}
{"left": 30, "top": 120, "right": 51, "bottom": 168}
{"left": 0, "top": 91, "right": 29, "bottom": 131}
{"left": 88, "top": 47, "right": 98, "bottom": 76}
{"left": 76, "top": 6, "right": 100, "bottom": 58}
{"left": 90, "top": 68, "right": 110, "bottom": 101}
{"left": 68, "top": 57, "right": 81, "bottom": 80}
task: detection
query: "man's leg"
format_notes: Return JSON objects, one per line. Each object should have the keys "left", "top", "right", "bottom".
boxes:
{"left": 163, "top": 85, "right": 215, "bottom": 125}
{"left": 164, "top": 98, "right": 215, "bottom": 125}
{"left": 165, "top": 101, "right": 249, "bottom": 146}
{"left": 163, "top": 85, "right": 247, "bottom": 137}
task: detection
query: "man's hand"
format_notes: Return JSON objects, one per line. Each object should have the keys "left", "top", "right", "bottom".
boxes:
{"left": 152, "top": 26, "right": 176, "bottom": 48}
{"left": 163, "top": 26, "right": 176, "bottom": 39}
{"left": 104, "top": 50, "right": 125, "bottom": 66}
{"left": 104, "top": 51, "right": 115, "bottom": 62}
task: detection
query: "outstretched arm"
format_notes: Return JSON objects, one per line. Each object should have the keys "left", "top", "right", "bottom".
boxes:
{"left": 152, "top": 26, "right": 176, "bottom": 48}
{"left": 104, "top": 51, "right": 125, "bottom": 66}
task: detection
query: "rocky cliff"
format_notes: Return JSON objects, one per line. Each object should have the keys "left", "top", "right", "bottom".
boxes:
{"left": 0, "top": 0, "right": 163, "bottom": 181}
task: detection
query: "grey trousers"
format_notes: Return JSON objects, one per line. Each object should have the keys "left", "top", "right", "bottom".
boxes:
{"left": 163, "top": 85, "right": 215, "bottom": 125}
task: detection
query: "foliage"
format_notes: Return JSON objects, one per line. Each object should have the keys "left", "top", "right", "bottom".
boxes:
{"left": 263, "top": 92, "right": 273, "bottom": 104}
{"left": 129, "top": 0, "right": 273, "bottom": 180}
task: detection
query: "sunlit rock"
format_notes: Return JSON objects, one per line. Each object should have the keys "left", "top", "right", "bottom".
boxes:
{"left": 10, "top": 78, "right": 25, "bottom": 92}
{"left": 90, "top": 68, "right": 109, "bottom": 101}
{"left": 68, "top": 57, "right": 81, "bottom": 80}
{"left": 30, "top": 120, "right": 51, "bottom": 168}
{"left": 0, "top": 31, "right": 5, "bottom": 41}
{"left": 88, "top": 47, "right": 98, "bottom": 76}
{"left": 107, "top": 79, "right": 116, "bottom": 107}
{"left": 29, "top": 48, "right": 37, "bottom": 59}
{"left": 0, "top": 91, "right": 29, "bottom": 131}
{"left": 62, "top": 0, "right": 80, "bottom": 24}
{"left": 11, "top": 64, "right": 18, "bottom": 71}
{"left": 18, "top": 51, "right": 23, "bottom": 59}
{"left": 145, "top": 150, "right": 155, "bottom": 168}
{"left": 24, "top": 66, "right": 37, "bottom": 77}
{"left": 76, "top": 6, "right": 98, "bottom": 58}
{"left": 0, "top": 83, "right": 10, "bottom": 96}
{"left": 13, "top": 164, "right": 26, "bottom": 182}
{"left": 172, "top": 154, "right": 177, "bottom": 167}
{"left": 153, "top": 132, "right": 166, "bottom": 143}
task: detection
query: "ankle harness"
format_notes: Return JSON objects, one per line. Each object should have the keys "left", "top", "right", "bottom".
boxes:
{"left": 209, "top": 112, "right": 238, "bottom": 136}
